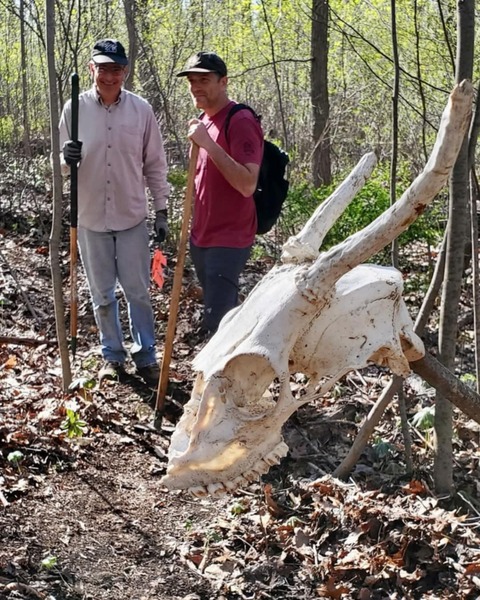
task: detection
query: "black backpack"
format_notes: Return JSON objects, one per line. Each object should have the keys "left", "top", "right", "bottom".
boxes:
{"left": 224, "top": 103, "right": 290, "bottom": 235}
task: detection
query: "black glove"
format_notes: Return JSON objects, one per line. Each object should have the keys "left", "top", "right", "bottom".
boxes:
{"left": 62, "top": 140, "right": 83, "bottom": 166}
{"left": 154, "top": 209, "right": 169, "bottom": 243}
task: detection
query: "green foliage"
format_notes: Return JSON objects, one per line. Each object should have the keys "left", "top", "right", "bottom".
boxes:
{"left": 411, "top": 406, "right": 435, "bottom": 431}
{"left": 40, "top": 555, "right": 58, "bottom": 570}
{"left": 0, "top": 0, "right": 474, "bottom": 257}
{"left": 0, "top": 0, "right": 475, "bottom": 182}
{"left": 230, "top": 501, "right": 248, "bottom": 516}
{"left": 167, "top": 168, "right": 187, "bottom": 189}
{"left": 0, "top": 116, "right": 15, "bottom": 147}
{"left": 60, "top": 408, "right": 87, "bottom": 439}
{"left": 460, "top": 373, "right": 477, "bottom": 389}
{"left": 69, "top": 374, "right": 96, "bottom": 403}
{"left": 69, "top": 376, "right": 96, "bottom": 391}
{"left": 285, "top": 515, "right": 305, "bottom": 527}
{"left": 250, "top": 243, "right": 270, "bottom": 261}
{"left": 371, "top": 438, "right": 395, "bottom": 461}
{"left": 81, "top": 356, "right": 98, "bottom": 371}
{"left": 7, "top": 450, "right": 24, "bottom": 466}
{"left": 205, "top": 529, "right": 222, "bottom": 544}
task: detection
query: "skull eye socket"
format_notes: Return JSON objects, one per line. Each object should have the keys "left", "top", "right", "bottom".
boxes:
{"left": 222, "top": 354, "right": 276, "bottom": 409}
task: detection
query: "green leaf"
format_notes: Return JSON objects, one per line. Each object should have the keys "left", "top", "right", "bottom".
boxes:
{"left": 41, "top": 555, "right": 57, "bottom": 570}
{"left": 411, "top": 406, "right": 435, "bottom": 431}
{"left": 7, "top": 450, "right": 24, "bottom": 465}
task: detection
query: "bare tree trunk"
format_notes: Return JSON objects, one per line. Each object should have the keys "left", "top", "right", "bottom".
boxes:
{"left": 467, "top": 84, "right": 480, "bottom": 393}
{"left": 389, "top": 0, "right": 413, "bottom": 469}
{"left": 470, "top": 173, "right": 480, "bottom": 390}
{"left": 124, "top": 0, "right": 137, "bottom": 92}
{"left": 413, "top": 0, "right": 428, "bottom": 161}
{"left": 311, "top": 0, "right": 331, "bottom": 186}
{"left": 46, "top": 0, "right": 72, "bottom": 390}
{"left": 390, "top": 0, "right": 399, "bottom": 267}
{"left": 20, "top": 0, "right": 31, "bottom": 157}
{"left": 434, "top": 0, "right": 474, "bottom": 495}
{"left": 436, "top": 0, "right": 456, "bottom": 72}
{"left": 415, "top": 231, "right": 448, "bottom": 333}
{"left": 260, "top": 0, "right": 289, "bottom": 148}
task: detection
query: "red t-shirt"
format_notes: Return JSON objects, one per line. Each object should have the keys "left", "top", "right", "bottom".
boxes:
{"left": 191, "top": 101, "right": 264, "bottom": 248}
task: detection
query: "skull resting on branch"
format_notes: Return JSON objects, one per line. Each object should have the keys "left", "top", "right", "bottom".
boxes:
{"left": 161, "top": 81, "right": 473, "bottom": 497}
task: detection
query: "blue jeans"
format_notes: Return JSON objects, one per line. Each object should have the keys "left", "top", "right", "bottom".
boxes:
{"left": 78, "top": 221, "right": 156, "bottom": 368}
{"left": 190, "top": 242, "right": 251, "bottom": 333}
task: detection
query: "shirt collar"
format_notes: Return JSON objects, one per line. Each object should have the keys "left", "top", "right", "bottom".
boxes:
{"left": 93, "top": 85, "right": 123, "bottom": 106}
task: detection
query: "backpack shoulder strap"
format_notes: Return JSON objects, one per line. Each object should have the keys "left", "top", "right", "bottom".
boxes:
{"left": 224, "top": 103, "right": 260, "bottom": 141}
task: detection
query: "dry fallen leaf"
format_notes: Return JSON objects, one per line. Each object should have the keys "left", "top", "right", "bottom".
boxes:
{"left": 317, "top": 575, "right": 351, "bottom": 599}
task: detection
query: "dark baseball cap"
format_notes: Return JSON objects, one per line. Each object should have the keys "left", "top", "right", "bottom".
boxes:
{"left": 92, "top": 39, "right": 128, "bottom": 66}
{"left": 176, "top": 52, "right": 227, "bottom": 77}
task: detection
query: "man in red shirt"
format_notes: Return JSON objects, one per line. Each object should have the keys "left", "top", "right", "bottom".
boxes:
{"left": 177, "top": 51, "right": 264, "bottom": 336}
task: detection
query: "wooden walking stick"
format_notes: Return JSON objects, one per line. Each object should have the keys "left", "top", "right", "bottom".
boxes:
{"left": 154, "top": 143, "right": 199, "bottom": 428}
{"left": 70, "top": 73, "right": 79, "bottom": 357}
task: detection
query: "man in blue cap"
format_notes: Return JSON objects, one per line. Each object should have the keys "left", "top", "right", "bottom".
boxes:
{"left": 59, "top": 39, "right": 170, "bottom": 387}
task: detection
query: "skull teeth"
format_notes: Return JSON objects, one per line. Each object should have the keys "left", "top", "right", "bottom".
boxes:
{"left": 242, "top": 470, "right": 260, "bottom": 482}
{"left": 265, "top": 442, "right": 289, "bottom": 465}
{"left": 189, "top": 486, "right": 209, "bottom": 497}
{"left": 185, "top": 442, "right": 290, "bottom": 496}
{"left": 207, "top": 482, "right": 227, "bottom": 496}
{"left": 224, "top": 479, "right": 240, "bottom": 491}
{"left": 231, "top": 475, "right": 249, "bottom": 488}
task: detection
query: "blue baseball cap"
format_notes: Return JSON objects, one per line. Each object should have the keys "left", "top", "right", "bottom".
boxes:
{"left": 92, "top": 39, "right": 128, "bottom": 66}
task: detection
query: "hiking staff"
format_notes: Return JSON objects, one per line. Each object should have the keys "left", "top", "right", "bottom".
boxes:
{"left": 154, "top": 143, "right": 199, "bottom": 427}
{"left": 69, "top": 73, "right": 79, "bottom": 357}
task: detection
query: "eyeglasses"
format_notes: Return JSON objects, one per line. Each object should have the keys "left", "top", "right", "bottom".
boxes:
{"left": 94, "top": 65, "right": 125, "bottom": 75}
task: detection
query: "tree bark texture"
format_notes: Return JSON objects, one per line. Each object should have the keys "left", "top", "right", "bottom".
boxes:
{"left": 434, "top": 0, "right": 475, "bottom": 494}
{"left": 311, "top": 0, "right": 331, "bottom": 186}
{"left": 46, "top": 0, "right": 72, "bottom": 390}
{"left": 124, "top": 0, "right": 137, "bottom": 92}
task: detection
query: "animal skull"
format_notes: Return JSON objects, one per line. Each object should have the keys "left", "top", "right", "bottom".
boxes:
{"left": 161, "top": 81, "right": 473, "bottom": 496}
{"left": 163, "top": 264, "right": 424, "bottom": 495}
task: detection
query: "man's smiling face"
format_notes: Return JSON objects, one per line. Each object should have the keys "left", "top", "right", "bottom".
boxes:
{"left": 89, "top": 62, "right": 127, "bottom": 100}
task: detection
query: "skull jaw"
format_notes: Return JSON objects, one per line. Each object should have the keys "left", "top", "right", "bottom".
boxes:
{"left": 161, "top": 431, "right": 289, "bottom": 496}
{"left": 161, "top": 369, "right": 293, "bottom": 495}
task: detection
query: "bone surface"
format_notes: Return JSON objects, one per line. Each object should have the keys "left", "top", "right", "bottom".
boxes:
{"left": 161, "top": 81, "right": 473, "bottom": 496}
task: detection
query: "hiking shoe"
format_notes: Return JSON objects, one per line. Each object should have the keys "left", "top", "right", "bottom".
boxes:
{"left": 99, "top": 360, "right": 125, "bottom": 384}
{"left": 136, "top": 363, "right": 160, "bottom": 387}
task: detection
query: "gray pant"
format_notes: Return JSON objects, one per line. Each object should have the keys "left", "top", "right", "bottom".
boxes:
{"left": 190, "top": 241, "right": 251, "bottom": 333}
{"left": 78, "top": 221, "right": 156, "bottom": 367}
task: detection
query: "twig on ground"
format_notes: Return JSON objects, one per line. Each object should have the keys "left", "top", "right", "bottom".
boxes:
{"left": 0, "top": 335, "right": 56, "bottom": 346}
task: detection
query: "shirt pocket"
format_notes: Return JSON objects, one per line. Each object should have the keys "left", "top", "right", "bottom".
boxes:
{"left": 121, "top": 125, "right": 142, "bottom": 156}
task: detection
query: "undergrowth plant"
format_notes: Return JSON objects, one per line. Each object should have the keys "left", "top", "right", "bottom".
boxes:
{"left": 60, "top": 405, "right": 87, "bottom": 439}
{"left": 411, "top": 405, "right": 436, "bottom": 446}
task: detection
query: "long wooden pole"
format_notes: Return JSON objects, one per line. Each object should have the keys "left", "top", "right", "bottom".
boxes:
{"left": 154, "top": 143, "right": 199, "bottom": 427}
{"left": 70, "top": 73, "right": 79, "bottom": 358}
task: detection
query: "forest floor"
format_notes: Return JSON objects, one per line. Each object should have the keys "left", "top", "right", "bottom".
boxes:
{"left": 2, "top": 162, "right": 480, "bottom": 600}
